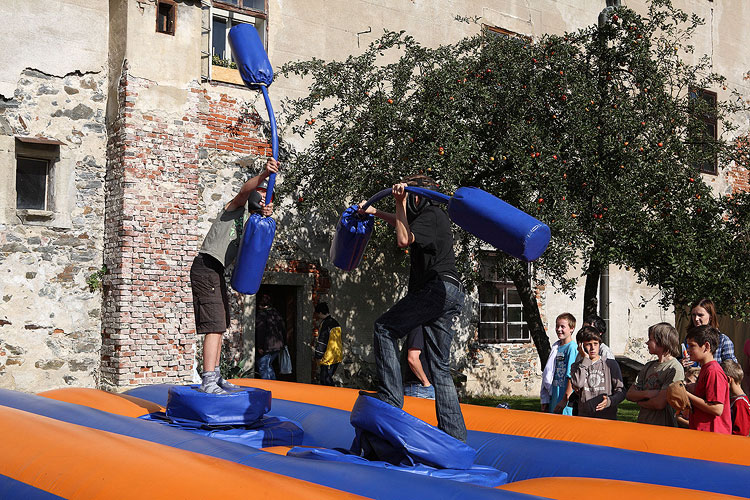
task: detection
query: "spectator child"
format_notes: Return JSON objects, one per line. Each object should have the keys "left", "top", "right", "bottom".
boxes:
{"left": 313, "top": 302, "right": 343, "bottom": 386}
{"left": 566, "top": 314, "right": 614, "bottom": 415}
{"left": 540, "top": 313, "right": 577, "bottom": 415}
{"left": 675, "top": 367, "right": 701, "bottom": 427}
{"left": 403, "top": 327, "right": 435, "bottom": 399}
{"left": 684, "top": 325, "right": 732, "bottom": 434}
{"left": 626, "top": 323, "right": 685, "bottom": 427}
{"left": 570, "top": 326, "right": 625, "bottom": 419}
{"left": 721, "top": 360, "right": 750, "bottom": 437}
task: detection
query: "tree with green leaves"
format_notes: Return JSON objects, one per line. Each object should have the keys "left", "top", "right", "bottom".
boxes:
{"left": 278, "top": 0, "right": 749, "bottom": 365}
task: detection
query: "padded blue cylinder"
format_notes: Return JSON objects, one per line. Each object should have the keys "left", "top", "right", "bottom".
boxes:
{"left": 228, "top": 24, "right": 273, "bottom": 90}
{"left": 330, "top": 205, "right": 375, "bottom": 271}
{"left": 350, "top": 395, "right": 477, "bottom": 470}
{"left": 231, "top": 213, "right": 276, "bottom": 295}
{"left": 165, "top": 385, "right": 272, "bottom": 426}
{"left": 448, "top": 187, "right": 550, "bottom": 262}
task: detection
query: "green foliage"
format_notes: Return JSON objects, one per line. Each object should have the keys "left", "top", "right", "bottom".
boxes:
{"left": 86, "top": 265, "right": 108, "bottom": 292}
{"left": 220, "top": 356, "right": 254, "bottom": 380}
{"left": 212, "top": 54, "right": 237, "bottom": 69}
{"left": 277, "top": 0, "right": 750, "bottom": 340}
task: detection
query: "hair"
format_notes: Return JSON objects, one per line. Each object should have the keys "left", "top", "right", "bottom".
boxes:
{"left": 721, "top": 360, "right": 744, "bottom": 384}
{"left": 258, "top": 293, "right": 272, "bottom": 308}
{"left": 583, "top": 314, "right": 607, "bottom": 336}
{"left": 690, "top": 298, "right": 719, "bottom": 329}
{"left": 556, "top": 312, "right": 576, "bottom": 330}
{"left": 648, "top": 322, "right": 681, "bottom": 358}
{"left": 684, "top": 367, "right": 701, "bottom": 384}
{"left": 314, "top": 302, "right": 329, "bottom": 315}
{"left": 685, "top": 324, "right": 719, "bottom": 354}
{"left": 400, "top": 174, "right": 439, "bottom": 189}
{"left": 576, "top": 325, "right": 601, "bottom": 344}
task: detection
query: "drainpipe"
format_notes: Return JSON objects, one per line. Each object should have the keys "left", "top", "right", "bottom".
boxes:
{"left": 600, "top": 265, "right": 610, "bottom": 345}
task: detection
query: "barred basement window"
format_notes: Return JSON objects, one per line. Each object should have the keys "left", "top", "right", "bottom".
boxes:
{"left": 156, "top": 1, "right": 176, "bottom": 35}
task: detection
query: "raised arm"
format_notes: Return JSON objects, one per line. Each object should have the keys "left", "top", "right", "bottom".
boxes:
{"left": 225, "top": 158, "right": 279, "bottom": 212}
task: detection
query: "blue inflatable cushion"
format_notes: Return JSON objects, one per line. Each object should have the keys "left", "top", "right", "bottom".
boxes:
{"left": 330, "top": 205, "right": 375, "bottom": 271}
{"left": 350, "top": 394, "right": 477, "bottom": 470}
{"left": 228, "top": 24, "right": 273, "bottom": 89}
{"left": 166, "top": 385, "right": 271, "bottom": 426}
{"left": 447, "top": 186, "right": 551, "bottom": 262}
{"left": 231, "top": 213, "right": 277, "bottom": 295}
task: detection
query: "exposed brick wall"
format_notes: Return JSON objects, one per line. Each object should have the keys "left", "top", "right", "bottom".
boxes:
{"left": 102, "top": 65, "right": 201, "bottom": 387}
{"left": 104, "top": 65, "right": 329, "bottom": 386}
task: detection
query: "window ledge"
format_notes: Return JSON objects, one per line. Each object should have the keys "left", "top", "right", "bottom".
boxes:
{"left": 16, "top": 209, "right": 55, "bottom": 222}
{"left": 211, "top": 65, "right": 245, "bottom": 86}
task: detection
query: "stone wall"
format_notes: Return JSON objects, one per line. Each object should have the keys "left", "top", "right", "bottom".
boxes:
{"left": 0, "top": 69, "right": 107, "bottom": 392}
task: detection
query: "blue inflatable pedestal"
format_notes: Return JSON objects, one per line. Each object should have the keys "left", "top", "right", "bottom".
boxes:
{"left": 141, "top": 385, "right": 303, "bottom": 448}
{"left": 289, "top": 394, "right": 507, "bottom": 487}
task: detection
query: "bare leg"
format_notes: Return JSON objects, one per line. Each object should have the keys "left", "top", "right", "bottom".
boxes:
{"left": 203, "top": 332, "right": 222, "bottom": 372}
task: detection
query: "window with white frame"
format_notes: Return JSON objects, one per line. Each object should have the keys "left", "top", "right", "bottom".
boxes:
{"left": 211, "top": 1, "right": 267, "bottom": 65}
{"left": 478, "top": 252, "right": 530, "bottom": 343}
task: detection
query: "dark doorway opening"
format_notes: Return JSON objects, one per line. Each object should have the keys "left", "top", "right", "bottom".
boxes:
{"left": 256, "top": 284, "right": 297, "bottom": 382}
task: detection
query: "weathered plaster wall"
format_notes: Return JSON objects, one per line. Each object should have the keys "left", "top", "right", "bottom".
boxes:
{"left": 0, "top": 0, "right": 108, "bottom": 99}
{"left": 0, "top": 49, "right": 107, "bottom": 391}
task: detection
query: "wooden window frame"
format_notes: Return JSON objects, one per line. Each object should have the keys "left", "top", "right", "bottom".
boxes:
{"left": 156, "top": 0, "right": 177, "bottom": 36}
{"left": 478, "top": 253, "right": 530, "bottom": 344}
{"left": 213, "top": 0, "right": 267, "bottom": 21}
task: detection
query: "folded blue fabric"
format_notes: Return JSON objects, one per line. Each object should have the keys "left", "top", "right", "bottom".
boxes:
{"left": 287, "top": 447, "right": 507, "bottom": 488}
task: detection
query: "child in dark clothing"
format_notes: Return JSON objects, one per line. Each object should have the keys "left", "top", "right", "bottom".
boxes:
{"left": 570, "top": 326, "right": 625, "bottom": 420}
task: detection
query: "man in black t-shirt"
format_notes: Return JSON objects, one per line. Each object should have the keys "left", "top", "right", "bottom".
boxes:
{"left": 358, "top": 175, "right": 467, "bottom": 442}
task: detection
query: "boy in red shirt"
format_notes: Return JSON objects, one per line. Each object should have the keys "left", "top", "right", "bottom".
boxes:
{"left": 684, "top": 325, "right": 731, "bottom": 434}
{"left": 721, "top": 360, "right": 750, "bottom": 437}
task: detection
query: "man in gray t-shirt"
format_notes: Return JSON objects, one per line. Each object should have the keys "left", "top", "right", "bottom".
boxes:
{"left": 190, "top": 158, "right": 278, "bottom": 394}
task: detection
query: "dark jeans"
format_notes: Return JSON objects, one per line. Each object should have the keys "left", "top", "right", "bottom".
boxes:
{"left": 257, "top": 351, "right": 279, "bottom": 380}
{"left": 374, "top": 279, "right": 467, "bottom": 442}
{"left": 319, "top": 363, "right": 339, "bottom": 386}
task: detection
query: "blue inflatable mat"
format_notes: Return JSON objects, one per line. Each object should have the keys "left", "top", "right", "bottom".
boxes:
{"left": 1, "top": 389, "right": 533, "bottom": 500}
{"left": 0, "top": 474, "right": 66, "bottom": 500}
{"left": 351, "top": 394, "right": 477, "bottom": 470}
{"left": 166, "top": 385, "right": 271, "bottom": 426}
{"left": 288, "top": 447, "right": 507, "bottom": 488}
{"left": 141, "top": 412, "right": 304, "bottom": 448}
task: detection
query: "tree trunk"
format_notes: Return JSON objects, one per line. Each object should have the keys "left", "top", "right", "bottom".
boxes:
{"left": 583, "top": 260, "right": 601, "bottom": 320}
{"left": 511, "top": 266, "right": 551, "bottom": 366}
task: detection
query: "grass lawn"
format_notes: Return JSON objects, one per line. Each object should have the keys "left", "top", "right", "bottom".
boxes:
{"left": 461, "top": 395, "right": 640, "bottom": 423}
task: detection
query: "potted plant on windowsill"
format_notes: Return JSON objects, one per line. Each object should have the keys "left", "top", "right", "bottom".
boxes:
{"left": 212, "top": 55, "right": 244, "bottom": 85}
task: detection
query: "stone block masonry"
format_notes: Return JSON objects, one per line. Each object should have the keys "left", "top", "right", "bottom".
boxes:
{"left": 0, "top": 69, "right": 107, "bottom": 392}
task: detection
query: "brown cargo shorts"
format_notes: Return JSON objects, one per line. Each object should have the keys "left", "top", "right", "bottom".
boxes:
{"left": 190, "top": 253, "right": 230, "bottom": 334}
